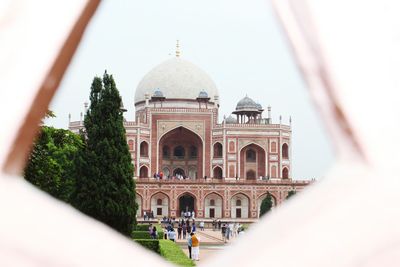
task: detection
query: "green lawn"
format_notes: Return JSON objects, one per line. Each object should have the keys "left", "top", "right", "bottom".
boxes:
{"left": 133, "top": 224, "right": 195, "bottom": 267}
{"left": 159, "top": 240, "right": 195, "bottom": 267}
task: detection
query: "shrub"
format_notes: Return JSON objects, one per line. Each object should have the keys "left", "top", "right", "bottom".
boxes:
{"left": 134, "top": 239, "right": 160, "bottom": 254}
{"left": 132, "top": 230, "right": 163, "bottom": 240}
{"left": 158, "top": 231, "right": 164, "bottom": 239}
{"left": 159, "top": 240, "right": 195, "bottom": 267}
{"left": 132, "top": 231, "right": 151, "bottom": 239}
{"left": 134, "top": 224, "right": 151, "bottom": 231}
{"left": 286, "top": 190, "right": 297, "bottom": 199}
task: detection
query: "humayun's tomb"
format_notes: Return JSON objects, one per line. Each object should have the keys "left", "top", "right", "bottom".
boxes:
{"left": 69, "top": 45, "right": 310, "bottom": 221}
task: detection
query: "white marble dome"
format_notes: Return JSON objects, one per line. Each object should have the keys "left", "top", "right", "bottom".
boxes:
{"left": 135, "top": 57, "right": 218, "bottom": 104}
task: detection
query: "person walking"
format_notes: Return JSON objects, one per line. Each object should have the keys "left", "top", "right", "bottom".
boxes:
{"left": 221, "top": 224, "right": 227, "bottom": 243}
{"left": 233, "top": 223, "right": 239, "bottom": 237}
{"left": 199, "top": 221, "right": 205, "bottom": 231}
{"left": 187, "top": 232, "right": 192, "bottom": 259}
{"left": 182, "top": 223, "right": 187, "bottom": 239}
{"left": 192, "top": 222, "right": 196, "bottom": 233}
{"left": 178, "top": 224, "right": 182, "bottom": 239}
{"left": 191, "top": 232, "right": 200, "bottom": 261}
{"left": 163, "top": 227, "right": 168, "bottom": 239}
{"left": 229, "top": 222, "right": 234, "bottom": 238}
{"left": 151, "top": 226, "right": 157, "bottom": 240}
{"left": 225, "top": 224, "right": 230, "bottom": 241}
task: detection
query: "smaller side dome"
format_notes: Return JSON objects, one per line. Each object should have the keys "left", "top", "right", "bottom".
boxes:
{"left": 256, "top": 103, "right": 263, "bottom": 110}
{"left": 236, "top": 95, "right": 258, "bottom": 111}
{"left": 225, "top": 115, "right": 236, "bottom": 124}
{"left": 198, "top": 90, "right": 209, "bottom": 98}
{"left": 153, "top": 89, "right": 164, "bottom": 97}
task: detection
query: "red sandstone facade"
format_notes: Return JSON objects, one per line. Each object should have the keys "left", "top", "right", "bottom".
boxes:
{"left": 69, "top": 54, "right": 310, "bottom": 220}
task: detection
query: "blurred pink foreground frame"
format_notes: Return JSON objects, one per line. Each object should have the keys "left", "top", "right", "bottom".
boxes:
{"left": 1, "top": 0, "right": 400, "bottom": 266}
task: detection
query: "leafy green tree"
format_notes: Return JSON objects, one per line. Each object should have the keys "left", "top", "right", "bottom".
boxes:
{"left": 259, "top": 192, "right": 273, "bottom": 217}
{"left": 286, "top": 190, "right": 297, "bottom": 199}
{"left": 72, "top": 71, "right": 137, "bottom": 236}
{"left": 24, "top": 126, "right": 83, "bottom": 203}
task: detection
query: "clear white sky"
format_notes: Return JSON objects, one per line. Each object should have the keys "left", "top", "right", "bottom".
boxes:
{"left": 48, "top": 0, "right": 335, "bottom": 179}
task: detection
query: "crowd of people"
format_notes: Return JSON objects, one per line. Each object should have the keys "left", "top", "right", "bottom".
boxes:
{"left": 153, "top": 172, "right": 196, "bottom": 181}
{"left": 220, "top": 222, "right": 243, "bottom": 243}
{"left": 143, "top": 211, "right": 154, "bottom": 220}
{"left": 181, "top": 210, "right": 195, "bottom": 219}
{"left": 144, "top": 216, "right": 245, "bottom": 261}
{"left": 160, "top": 217, "right": 201, "bottom": 261}
{"left": 152, "top": 172, "right": 214, "bottom": 181}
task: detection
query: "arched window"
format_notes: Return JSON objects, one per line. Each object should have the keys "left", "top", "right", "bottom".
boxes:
{"left": 282, "top": 143, "right": 289, "bottom": 159}
{"left": 173, "top": 146, "right": 185, "bottom": 159}
{"left": 139, "top": 166, "right": 148, "bottom": 178}
{"left": 162, "top": 167, "right": 170, "bottom": 177}
{"left": 246, "top": 169, "right": 256, "bottom": 179}
{"left": 189, "top": 146, "right": 197, "bottom": 159}
{"left": 213, "top": 142, "right": 223, "bottom": 158}
{"left": 246, "top": 149, "right": 256, "bottom": 162}
{"left": 271, "top": 141, "right": 277, "bottom": 153}
{"left": 213, "top": 166, "right": 223, "bottom": 179}
{"left": 162, "top": 145, "right": 170, "bottom": 158}
{"left": 128, "top": 139, "right": 134, "bottom": 151}
{"left": 157, "top": 199, "right": 162, "bottom": 205}
{"left": 210, "top": 199, "right": 215, "bottom": 206}
{"left": 282, "top": 167, "right": 289, "bottom": 179}
{"left": 236, "top": 199, "right": 242, "bottom": 206}
{"left": 140, "top": 141, "right": 148, "bottom": 157}
{"left": 173, "top": 168, "right": 185, "bottom": 177}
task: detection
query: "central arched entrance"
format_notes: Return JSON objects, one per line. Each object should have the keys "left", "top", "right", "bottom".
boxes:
{"left": 239, "top": 143, "right": 266, "bottom": 179}
{"left": 159, "top": 127, "right": 203, "bottom": 179}
{"left": 178, "top": 193, "right": 196, "bottom": 216}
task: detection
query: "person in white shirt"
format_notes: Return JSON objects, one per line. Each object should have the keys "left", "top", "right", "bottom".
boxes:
{"left": 199, "top": 221, "right": 205, "bottom": 231}
{"left": 233, "top": 223, "right": 239, "bottom": 237}
{"left": 168, "top": 229, "right": 176, "bottom": 242}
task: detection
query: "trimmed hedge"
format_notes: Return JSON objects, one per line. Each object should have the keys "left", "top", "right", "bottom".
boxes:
{"left": 134, "top": 239, "right": 160, "bottom": 254}
{"left": 134, "top": 238, "right": 194, "bottom": 266}
{"left": 134, "top": 224, "right": 164, "bottom": 234}
{"left": 134, "top": 224, "right": 151, "bottom": 231}
{"left": 132, "top": 231, "right": 164, "bottom": 240}
{"left": 159, "top": 240, "right": 195, "bottom": 267}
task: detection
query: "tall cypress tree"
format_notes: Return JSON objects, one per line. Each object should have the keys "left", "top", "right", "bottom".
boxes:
{"left": 72, "top": 71, "right": 137, "bottom": 236}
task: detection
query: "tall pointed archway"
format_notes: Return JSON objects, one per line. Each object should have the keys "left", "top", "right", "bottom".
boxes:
{"left": 239, "top": 143, "right": 266, "bottom": 179}
{"left": 158, "top": 127, "right": 203, "bottom": 179}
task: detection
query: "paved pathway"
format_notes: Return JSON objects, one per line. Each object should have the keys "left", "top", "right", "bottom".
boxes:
{"left": 175, "top": 229, "right": 240, "bottom": 265}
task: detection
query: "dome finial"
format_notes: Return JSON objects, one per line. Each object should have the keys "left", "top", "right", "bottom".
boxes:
{"left": 176, "top": 40, "right": 180, "bottom": 57}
